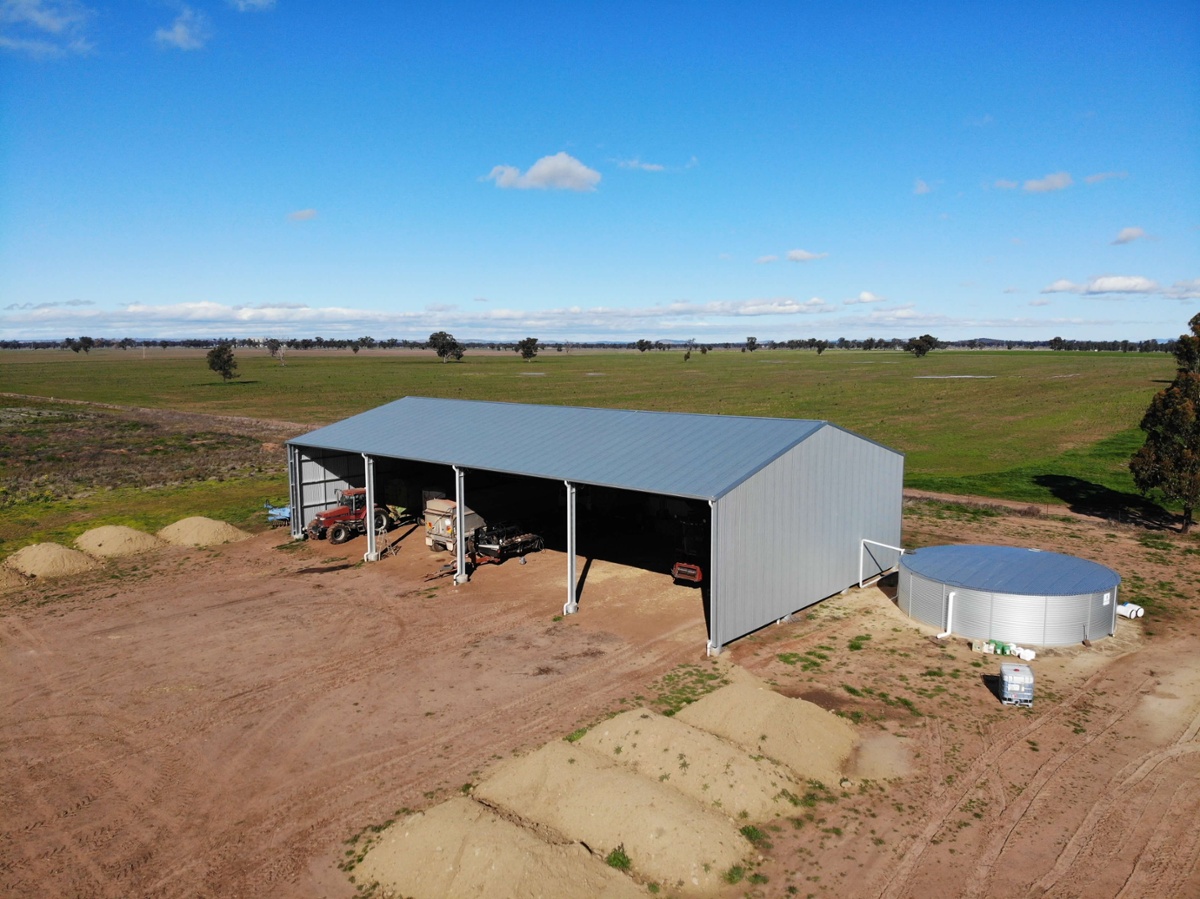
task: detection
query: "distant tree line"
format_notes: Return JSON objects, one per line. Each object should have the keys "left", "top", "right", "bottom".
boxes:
{"left": 0, "top": 335, "right": 1181, "bottom": 355}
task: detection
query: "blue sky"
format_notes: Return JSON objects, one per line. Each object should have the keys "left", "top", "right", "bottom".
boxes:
{"left": 1, "top": 1, "right": 1197, "bottom": 342}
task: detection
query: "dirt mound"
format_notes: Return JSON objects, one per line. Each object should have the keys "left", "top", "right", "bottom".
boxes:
{"left": 474, "top": 741, "right": 746, "bottom": 893}
{"left": 579, "top": 707, "right": 803, "bottom": 820}
{"left": 157, "top": 517, "right": 250, "bottom": 547}
{"left": 357, "top": 798, "right": 645, "bottom": 899}
{"left": 0, "top": 566, "right": 29, "bottom": 592}
{"left": 75, "top": 525, "right": 164, "bottom": 558}
{"left": 676, "top": 680, "right": 857, "bottom": 786}
{"left": 7, "top": 543, "right": 99, "bottom": 578}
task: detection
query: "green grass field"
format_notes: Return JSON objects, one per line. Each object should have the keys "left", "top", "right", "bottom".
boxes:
{"left": 0, "top": 345, "right": 1179, "bottom": 556}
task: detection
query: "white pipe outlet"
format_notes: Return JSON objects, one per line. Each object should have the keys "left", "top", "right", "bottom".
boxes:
{"left": 937, "top": 591, "right": 956, "bottom": 639}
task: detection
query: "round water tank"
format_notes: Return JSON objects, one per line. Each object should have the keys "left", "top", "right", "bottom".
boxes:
{"left": 897, "top": 545, "right": 1121, "bottom": 646}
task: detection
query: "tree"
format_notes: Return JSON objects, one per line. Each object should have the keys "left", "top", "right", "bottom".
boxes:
{"left": 1131, "top": 315, "right": 1200, "bottom": 533}
{"left": 428, "top": 331, "right": 465, "bottom": 362}
{"left": 903, "top": 334, "right": 939, "bottom": 358}
{"left": 206, "top": 342, "right": 239, "bottom": 382}
{"left": 635, "top": 339, "right": 653, "bottom": 353}
{"left": 516, "top": 337, "right": 539, "bottom": 361}
{"left": 745, "top": 336, "right": 758, "bottom": 352}
{"left": 78, "top": 336, "right": 95, "bottom": 354}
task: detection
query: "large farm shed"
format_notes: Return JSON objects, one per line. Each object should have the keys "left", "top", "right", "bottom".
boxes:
{"left": 287, "top": 397, "right": 904, "bottom": 652}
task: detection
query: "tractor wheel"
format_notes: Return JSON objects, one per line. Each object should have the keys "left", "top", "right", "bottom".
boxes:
{"left": 329, "top": 523, "right": 352, "bottom": 545}
{"left": 373, "top": 510, "right": 389, "bottom": 533}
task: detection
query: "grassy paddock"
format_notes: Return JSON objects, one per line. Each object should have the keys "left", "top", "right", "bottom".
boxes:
{"left": 0, "top": 347, "right": 1178, "bottom": 553}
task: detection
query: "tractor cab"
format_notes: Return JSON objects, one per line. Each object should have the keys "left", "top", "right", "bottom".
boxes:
{"left": 337, "top": 488, "right": 368, "bottom": 513}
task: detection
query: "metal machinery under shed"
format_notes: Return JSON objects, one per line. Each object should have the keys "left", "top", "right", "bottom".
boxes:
{"left": 287, "top": 397, "right": 904, "bottom": 652}
{"left": 898, "top": 544, "right": 1121, "bottom": 646}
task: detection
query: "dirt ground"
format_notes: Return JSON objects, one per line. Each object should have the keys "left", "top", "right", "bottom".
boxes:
{"left": 3, "top": 494, "right": 1200, "bottom": 897}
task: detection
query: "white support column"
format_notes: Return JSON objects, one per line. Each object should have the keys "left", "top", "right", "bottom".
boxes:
{"left": 563, "top": 481, "right": 578, "bottom": 615}
{"left": 287, "top": 445, "right": 303, "bottom": 539}
{"left": 363, "top": 453, "right": 379, "bottom": 562}
{"left": 453, "top": 465, "right": 469, "bottom": 585}
{"left": 706, "top": 499, "right": 720, "bottom": 656}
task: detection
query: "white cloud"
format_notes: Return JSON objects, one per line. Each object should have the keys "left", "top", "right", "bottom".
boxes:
{"left": 473, "top": 296, "right": 489, "bottom": 303}
{"left": 485, "top": 152, "right": 600, "bottom": 192}
{"left": 1029, "top": 299, "right": 1051, "bottom": 307}
{"left": 1041, "top": 275, "right": 1160, "bottom": 296}
{"left": 993, "top": 179, "right": 1018, "bottom": 190}
{"left": 1003, "top": 287, "right": 1022, "bottom": 294}
{"left": 913, "top": 179, "right": 932, "bottom": 195}
{"left": 229, "top": 0, "right": 274, "bottom": 10}
{"left": 1023, "top": 171, "right": 1073, "bottom": 193}
{"left": 755, "top": 255, "right": 778, "bottom": 264}
{"left": 155, "top": 6, "right": 211, "bottom": 51}
{"left": 786, "top": 248, "right": 827, "bottom": 262}
{"left": 288, "top": 208, "right": 317, "bottom": 221}
{"left": 0, "top": 0, "right": 93, "bottom": 56}
{"left": 1165, "top": 279, "right": 1200, "bottom": 300}
{"left": 843, "top": 291, "right": 884, "bottom": 305}
{"left": 1112, "top": 227, "right": 1145, "bottom": 245}
{"left": 616, "top": 158, "right": 665, "bottom": 172}
{"left": 5, "top": 298, "right": 93, "bottom": 310}
{"left": 1086, "top": 171, "right": 1127, "bottom": 184}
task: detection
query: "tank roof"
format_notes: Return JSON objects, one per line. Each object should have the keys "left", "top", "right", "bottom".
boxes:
{"left": 900, "top": 544, "right": 1120, "bottom": 596}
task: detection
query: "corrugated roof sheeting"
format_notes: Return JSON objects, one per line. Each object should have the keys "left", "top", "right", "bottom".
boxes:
{"left": 901, "top": 545, "right": 1119, "bottom": 596}
{"left": 288, "top": 396, "right": 839, "bottom": 500}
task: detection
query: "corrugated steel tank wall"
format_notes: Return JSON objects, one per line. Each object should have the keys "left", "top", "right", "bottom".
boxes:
{"left": 712, "top": 426, "right": 903, "bottom": 647}
{"left": 897, "top": 568, "right": 1118, "bottom": 646}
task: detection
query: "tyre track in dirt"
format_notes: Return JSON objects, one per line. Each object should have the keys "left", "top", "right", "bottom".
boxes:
{"left": 959, "top": 673, "right": 1152, "bottom": 898}
{"left": 1029, "top": 703, "right": 1200, "bottom": 898}
{"left": 145, "top": 616, "right": 703, "bottom": 897}
{"left": 873, "top": 664, "right": 1146, "bottom": 899}
{"left": 1113, "top": 771, "right": 1200, "bottom": 899}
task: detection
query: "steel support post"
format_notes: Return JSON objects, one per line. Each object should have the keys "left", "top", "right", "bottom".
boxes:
{"left": 706, "top": 499, "right": 721, "bottom": 656}
{"left": 363, "top": 453, "right": 379, "bottom": 562}
{"left": 453, "top": 465, "right": 469, "bottom": 585}
{"left": 287, "top": 445, "right": 303, "bottom": 539}
{"left": 564, "top": 481, "right": 578, "bottom": 615}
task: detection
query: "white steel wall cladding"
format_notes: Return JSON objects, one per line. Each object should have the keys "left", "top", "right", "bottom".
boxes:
{"left": 712, "top": 426, "right": 903, "bottom": 647}
{"left": 900, "top": 571, "right": 1116, "bottom": 645}
{"left": 294, "top": 447, "right": 364, "bottom": 533}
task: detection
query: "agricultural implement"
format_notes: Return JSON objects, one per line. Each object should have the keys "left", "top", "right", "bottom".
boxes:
{"left": 264, "top": 500, "right": 292, "bottom": 528}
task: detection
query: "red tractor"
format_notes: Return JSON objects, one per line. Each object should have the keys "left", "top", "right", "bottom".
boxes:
{"left": 304, "top": 488, "right": 391, "bottom": 545}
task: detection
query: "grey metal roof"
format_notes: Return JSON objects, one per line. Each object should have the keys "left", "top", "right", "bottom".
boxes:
{"left": 289, "top": 396, "right": 895, "bottom": 500}
{"left": 901, "top": 544, "right": 1120, "bottom": 595}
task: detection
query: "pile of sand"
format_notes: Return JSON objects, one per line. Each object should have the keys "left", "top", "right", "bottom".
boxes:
{"left": 75, "top": 525, "right": 164, "bottom": 558}
{"left": 676, "top": 680, "right": 858, "bottom": 786}
{"left": 579, "top": 707, "right": 803, "bottom": 820}
{"left": 357, "top": 798, "right": 644, "bottom": 899}
{"left": 0, "top": 566, "right": 29, "bottom": 592}
{"left": 157, "top": 517, "right": 250, "bottom": 547}
{"left": 7, "top": 543, "right": 99, "bottom": 578}
{"left": 473, "top": 741, "right": 746, "bottom": 893}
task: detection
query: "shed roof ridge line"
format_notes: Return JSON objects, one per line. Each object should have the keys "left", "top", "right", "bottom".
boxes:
{"left": 398, "top": 394, "right": 830, "bottom": 426}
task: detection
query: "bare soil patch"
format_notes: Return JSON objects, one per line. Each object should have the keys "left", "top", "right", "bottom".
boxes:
{"left": 157, "top": 516, "right": 251, "bottom": 546}
{"left": 579, "top": 706, "right": 803, "bottom": 820}
{"left": 356, "top": 798, "right": 646, "bottom": 899}
{"left": 6, "top": 542, "right": 98, "bottom": 577}
{"left": 473, "top": 740, "right": 746, "bottom": 893}
{"left": 0, "top": 566, "right": 28, "bottom": 592}
{"left": 75, "top": 524, "right": 164, "bottom": 558}
{"left": 676, "top": 676, "right": 858, "bottom": 787}
{"left": 2, "top": 492, "right": 1199, "bottom": 898}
